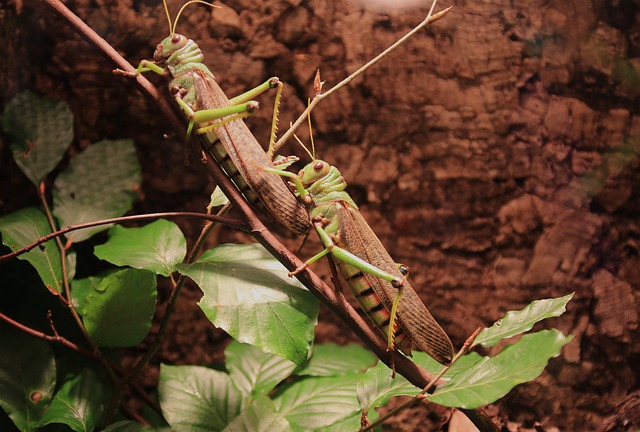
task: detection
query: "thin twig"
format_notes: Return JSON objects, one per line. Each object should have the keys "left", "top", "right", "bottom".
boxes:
{"left": 0, "top": 310, "right": 87, "bottom": 354}
{"left": 120, "top": 404, "right": 151, "bottom": 426}
{"left": 274, "top": 2, "right": 452, "bottom": 152}
{"left": 0, "top": 211, "right": 246, "bottom": 262}
{"left": 37, "top": 182, "right": 101, "bottom": 350}
{"left": 421, "top": 327, "right": 482, "bottom": 395}
{"left": 0, "top": 310, "right": 162, "bottom": 415}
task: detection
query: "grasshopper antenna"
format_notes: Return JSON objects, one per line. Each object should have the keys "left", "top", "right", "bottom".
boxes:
{"left": 292, "top": 104, "right": 315, "bottom": 162}
{"left": 285, "top": 69, "right": 323, "bottom": 161}
{"left": 162, "top": 0, "right": 173, "bottom": 35}
{"left": 173, "top": 1, "right": 221, "bottom": 35}
{"left": 306, "top": 99, "right": 316, "bottom": 160}
{"left": 291, "top": 88, "right": 320, "bottom": 161}
{"left": 293, "top": 134, "right": 314, "bottom": 161}
{"left": 306, "top": 69, "right": 324, "bottom": 160}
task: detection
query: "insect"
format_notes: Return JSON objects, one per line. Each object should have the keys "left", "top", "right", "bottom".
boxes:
{"left": 114, "top": 0, "right": 309, "bottom": 235}
{"left": 268, "top": 158, "right": 454, "bottom": 364}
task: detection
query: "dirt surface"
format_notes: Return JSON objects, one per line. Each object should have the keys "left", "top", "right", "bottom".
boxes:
{"left": 1, "top": 0, "right": 639, "bottom": 431}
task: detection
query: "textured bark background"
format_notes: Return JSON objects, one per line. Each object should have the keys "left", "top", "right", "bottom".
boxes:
{"left": 1, "top": 0, "right": 639, "bottom": 431}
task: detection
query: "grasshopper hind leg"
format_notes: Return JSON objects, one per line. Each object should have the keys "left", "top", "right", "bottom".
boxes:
{"left": 224, "top": 77, "right": 284, "bottom": 160}
{"left": 386, "top": 285, "right": 405, "bottom": 352}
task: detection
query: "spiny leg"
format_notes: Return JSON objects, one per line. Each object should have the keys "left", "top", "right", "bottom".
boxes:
{"left": 192, "top": 78, "right": 284, "bottom": 163}
{"left": 113, "top": 59, "right": 165, "bottom": 77}
{"left": 386, "top": 284, "right": 405, "bottom": 352}
{"left": 386, "top": 263, "right": 409, "bottom": 350}
{"left": 289, "top": 247, "right": 330, "bottom": 277}
{"left": 225, "top": 77, "right": 284, "bottom": 160}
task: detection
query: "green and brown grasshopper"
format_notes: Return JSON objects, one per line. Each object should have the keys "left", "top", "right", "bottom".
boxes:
{"left": 115, "top": 0, "right": 309, "bottom": 235}
{"left": 269, "top": 158, "right": 454, "bottom": 364}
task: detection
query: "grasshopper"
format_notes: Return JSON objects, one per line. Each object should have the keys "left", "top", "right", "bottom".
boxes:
{"left": 114, "top": 0, "right": 309, "bottom": 235}
{"left": 269, "top": 159, "right": 454, "bottom": 364}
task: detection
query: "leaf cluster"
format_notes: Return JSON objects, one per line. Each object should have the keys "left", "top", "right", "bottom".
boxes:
{"left": 0, "top": 92, "right": 574, "bottom": 431}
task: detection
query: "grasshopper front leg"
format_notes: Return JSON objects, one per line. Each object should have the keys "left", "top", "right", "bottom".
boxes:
{"left": 113, "top": 59, "right": 165, "bottom": 78}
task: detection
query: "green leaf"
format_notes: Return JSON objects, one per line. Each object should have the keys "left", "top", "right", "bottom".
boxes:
{"left": 0, "top": 207, "right": 66, "bottom": 294}
{"left": 38, "top": 368, "right": 103, "bottom": 432}
{"left": 103, "top": 422, "right": 147, "bottom": 432}
{"left": 71, "top": 275, "right": 104, "bottom": 313}
{"left": 222, "top": 395, "right": 293, "bottom": 432}
{"left": 474, "top": 293, "right": 575, "bottom": 347}
{"left": 430, "top": 330, "right": 574, "bottom": 408}
{"left": 225, "top": 341, "right": 296, "bottom": 397}
{"left": 295, "top": 344, "right": 376, "bottom": 377}
{"left": 273, "top": 375, "right": 362, "bottom": 430}
{"left": 314, "top": 412, "right": 363, "bottom": 432}
{"left": 178, "top": 243, "right": 318, "bottom": 365}
{"left": 208, "top": 187, "right": 230, "bottom": 212}
{"left": 53, "top": 139, "right": 141, "bottom": 243}
{"left": 414, "top": 350, "right": 484, "bottom": 382}
{"left": 2, "top": 91, "right": 73, "bottom": 185}
{"left": 314, "top": 411, "right": 381, "bottom": 432}
{"left": 159, "top": 365, "right": 243, "bottom": 432}
{"left": 82, "top": 268, "right": 157, "bottom": 347}
{"left": 356, "top": 361, "right": 417, "bottom": 413}
{"left": 94, "top": 220, "right": 186, "bottom": 276}
{"left": 412, "top": 350, "right": 447, "bottom": 377}
{"left": 102, "top": 422, "right": 145, "bottom": 432}
{"left": 0, "top": 326, "right": 56, "bottom": 431}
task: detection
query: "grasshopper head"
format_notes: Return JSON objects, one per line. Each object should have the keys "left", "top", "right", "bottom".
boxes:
{"left": 299, "top": 160, "right": 332, "bottom": 187}
{"left": 298, "top": 159, "right": 349, "bottom": 201}
{"left": 153, "top": 33, "right": 190, "bottom": 64}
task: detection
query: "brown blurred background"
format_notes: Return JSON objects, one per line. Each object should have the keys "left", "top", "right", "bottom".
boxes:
{"left": 1, "top": 0, "right": 639, "bottom": 430}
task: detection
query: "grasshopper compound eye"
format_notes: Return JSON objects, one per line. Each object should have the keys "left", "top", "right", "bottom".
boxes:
{"left": 169, "top": 34, "right": 188, "bottom": 49}
{"left": 313, "top": 161, "right": 324, "bottom": 171}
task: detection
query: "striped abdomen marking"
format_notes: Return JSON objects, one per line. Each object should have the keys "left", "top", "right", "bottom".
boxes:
{"left": 203, "top": 138, "right": 262, "bottom": 207}
{"left": 340, "top": 262, "right": 412, "bottom": 354}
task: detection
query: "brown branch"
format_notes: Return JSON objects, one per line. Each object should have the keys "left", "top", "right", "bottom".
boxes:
{"left": 0, "top": 310, "right": 163, "bottom": 415}
{"left": 0, "top": 211, "right": 246, "bottom": 262}
{"left": 0, "top": 310, "right": 88, "bottom": 354}
{"left": 39, "top": 0, "right": 185, "bottom": 138}
{"left": 36, "top": 1, "right": 498, "bottom": 431}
